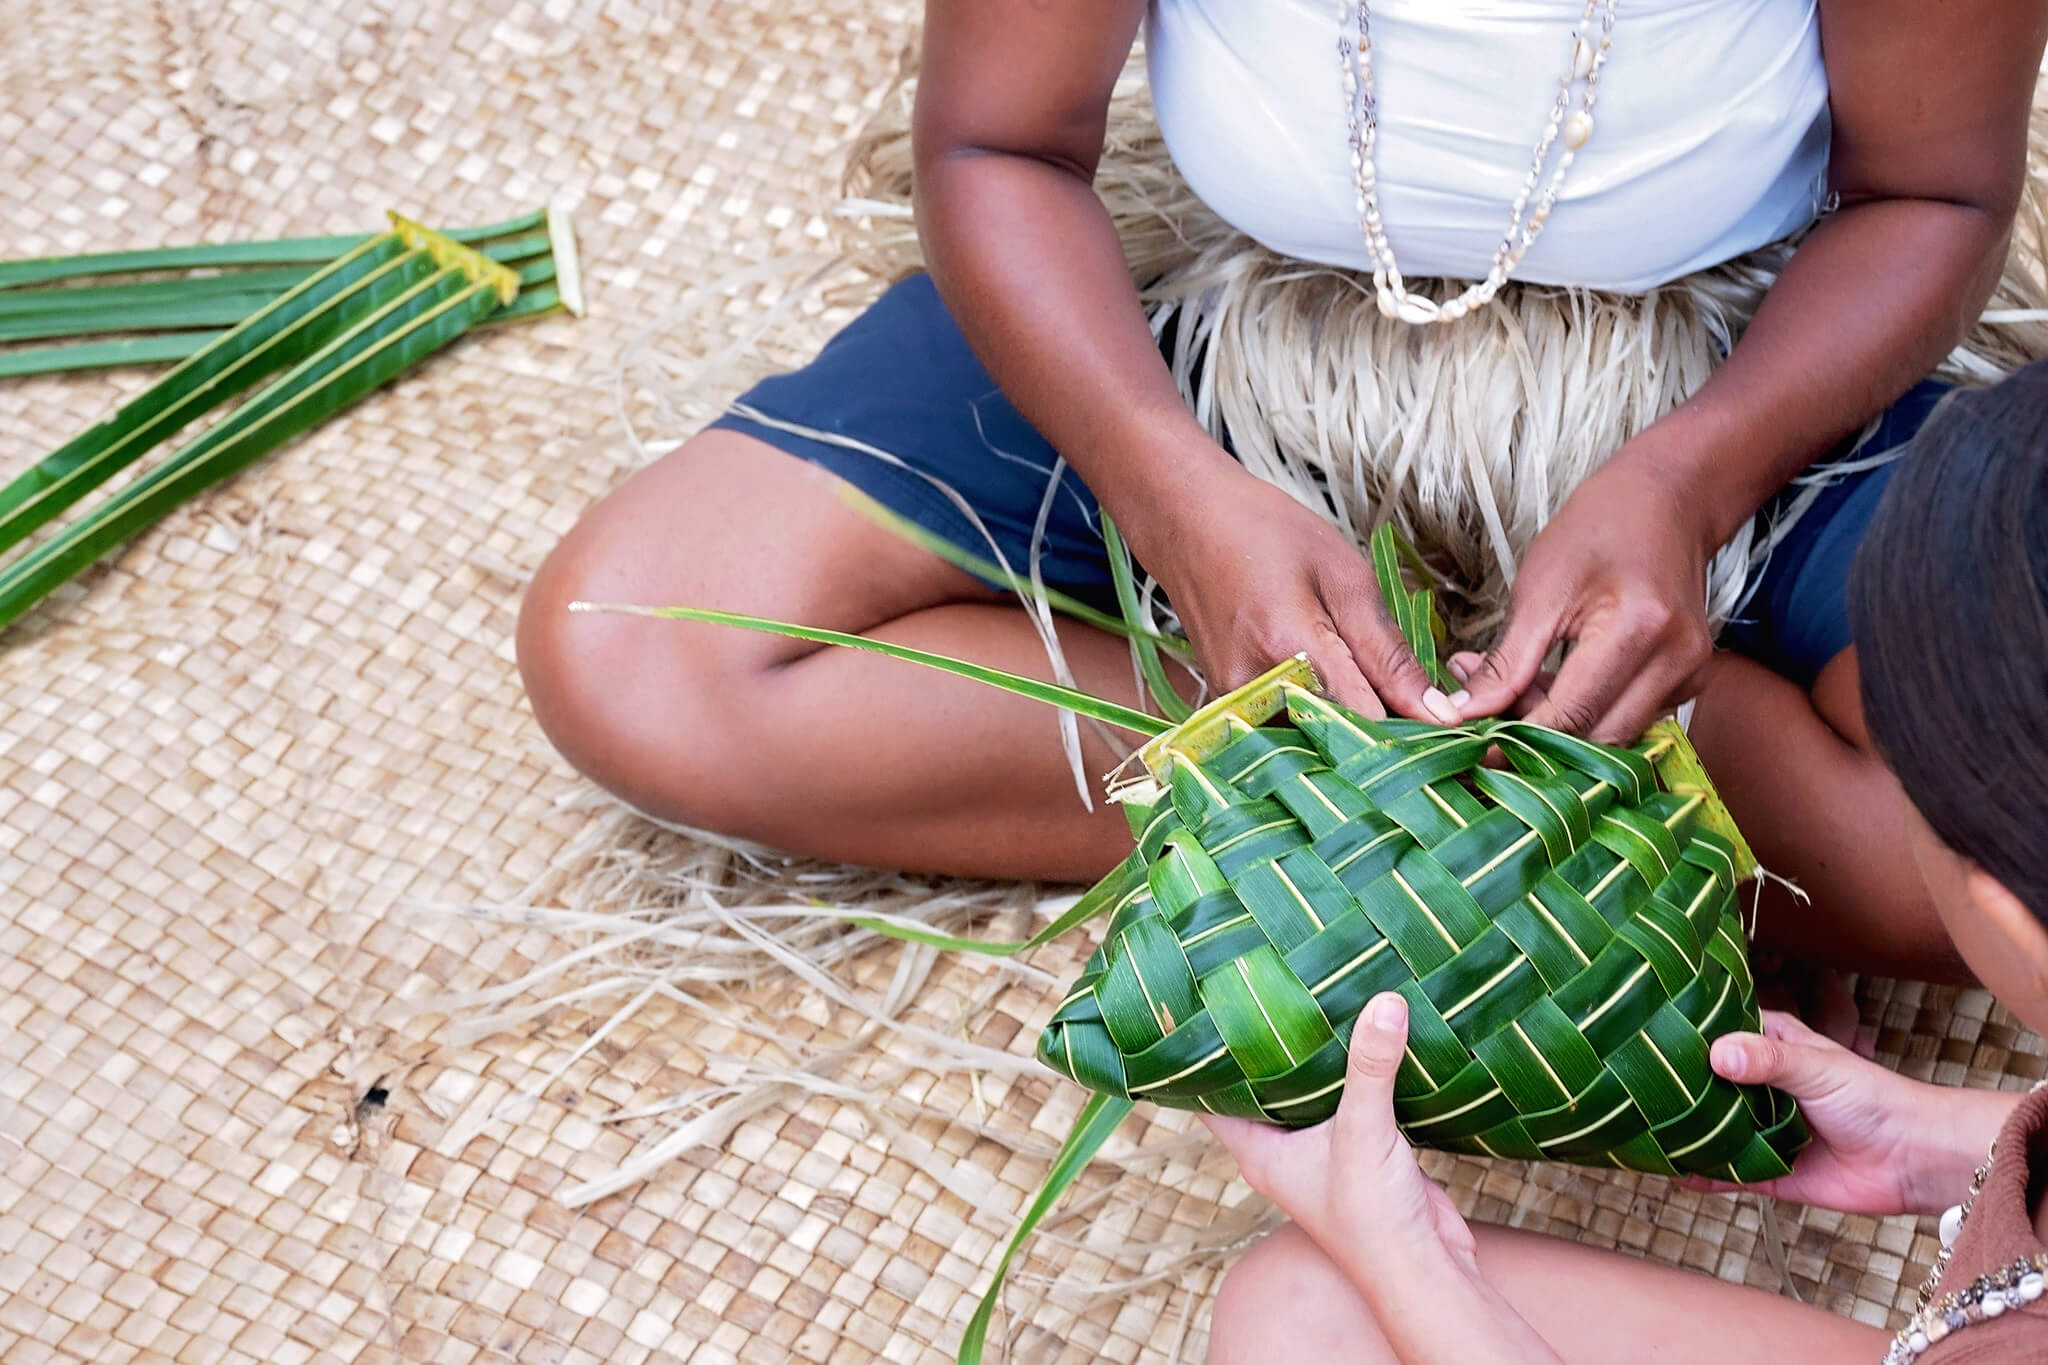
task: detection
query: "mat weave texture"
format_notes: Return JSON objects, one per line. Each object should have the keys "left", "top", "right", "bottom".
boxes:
{"left": 2, "top": 3, "right": 2045, "bottom": 1363}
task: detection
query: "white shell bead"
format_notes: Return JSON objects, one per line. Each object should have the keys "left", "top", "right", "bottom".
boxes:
{"left": 1983, "top": 1295, "right": 2007, "bottom": 1318}
{"left": 1908, "top": 1332, "right": 1929, "bottom": 1353}
{"left": 1440, "top": 298, "right": 1468, "bottom": 321}
{"left": 2021, "top": 1273, "right": 2046, "bottom": 1301}
{"left": 1376, "top": 291, "right": 1399, "bottom": 319}
{"left": 1573, "top": 38, "right": 1595, "bottom": 78}
{"left": 1563, "top": 111, "right": 1594, "bottom": 150}
{"left": 1394, "top": 294, "right": 1440, "bottom": 324}
{"left": 1939, "top": 1205, "right": 1965, "bottom": 1248}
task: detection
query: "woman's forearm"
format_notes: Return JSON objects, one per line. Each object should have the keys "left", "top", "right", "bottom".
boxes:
{"left": 912, "top": 1, "right": 1238, "bottom": 570}
{"left": 1636, "top": 0, "right": 2048, "bottom": 544}
{"left": 1619, "top": 197, "right": 2010, "bottom": 547}
{"left": 914, "top": 147, "right": 1233, "bottom": 564}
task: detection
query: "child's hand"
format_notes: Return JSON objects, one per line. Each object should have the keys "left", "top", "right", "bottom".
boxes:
{"left": 1202, "top": 992, "right": 1479, "bottom": 1277}
{"left": 1691, "top": 1010, "right": 2019, "bottom": 1215}
{"left": 1203, "top": 992, "right": 1564, "bottom": 1365}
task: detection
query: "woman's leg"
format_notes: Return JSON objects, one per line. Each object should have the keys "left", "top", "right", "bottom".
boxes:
{"left": 1208, "top": 1221, "right": 1886, "bottom": 1364}
{"left": 517, "top": 430, "right": 1165, "bottom": 881}
{"left": 1688, "top": 647, "right": 1971, "bottom": 982}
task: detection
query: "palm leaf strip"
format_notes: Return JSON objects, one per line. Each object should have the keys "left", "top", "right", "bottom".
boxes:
{"left": 1101, "top": 512, "right": 1193, "bottom": 722}
{"left": 0, "top": 205, "right": 579, "bottom": 378}
{"left": 0, "top": 216, "right": 520, "bottom": 634}
{"left": 0, "top": 206, "right": 546, "bottom": 290}
{"left": 835, "top": 489, "right": 1193, "bottom": 660}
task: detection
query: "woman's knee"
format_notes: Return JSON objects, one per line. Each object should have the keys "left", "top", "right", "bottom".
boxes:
{"left": 514, "top": 450, "right": 796, "bottom": 829}
{"left": 515, "top": 431, "right": 967, "bottom": 832}
{"left": 517, "top": 529, "right": 736, "bottom": 824}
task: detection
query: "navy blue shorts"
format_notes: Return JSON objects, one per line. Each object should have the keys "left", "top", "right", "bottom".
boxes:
{"left": 711, "top": 273, "right": 1948, "bottom": 689}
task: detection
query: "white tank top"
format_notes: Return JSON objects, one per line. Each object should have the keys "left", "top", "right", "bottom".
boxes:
{"left": 1145, "top": 0, "right": 1831, "bottom": 293}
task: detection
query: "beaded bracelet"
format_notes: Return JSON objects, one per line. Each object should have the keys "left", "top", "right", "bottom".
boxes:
{"left": 1886, "top": 1082, "right": 2048, "bottom": 1363}
{"left": 1885, "top": 1254, "right": 2048, "bottom": 1361}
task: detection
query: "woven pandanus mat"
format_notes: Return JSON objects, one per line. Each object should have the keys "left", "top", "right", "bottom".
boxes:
{"left": 2, "top": 2, "right": 2045, "bottom": 1362}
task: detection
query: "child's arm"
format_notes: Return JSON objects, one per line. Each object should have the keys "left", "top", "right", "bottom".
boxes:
{"left": 1205, "top": 1000, "right": 2022, "bottom": 1364}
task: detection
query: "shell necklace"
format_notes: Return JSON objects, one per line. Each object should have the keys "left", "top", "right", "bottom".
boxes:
{"left": 1336, "top": 0, "right": 1620, "bottom": 324}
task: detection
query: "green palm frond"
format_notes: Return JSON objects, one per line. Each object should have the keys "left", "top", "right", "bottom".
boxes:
{"left": 0, "top": 205, "right": 580, "bottom": 379}
{"left": 0, "top": 215, "right": 532, "bottom": 635}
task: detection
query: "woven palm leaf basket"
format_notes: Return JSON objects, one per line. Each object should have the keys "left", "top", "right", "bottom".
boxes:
{"left": 1043, "top": 653, "right": 1805, "bottom": 1176}
{"left": 592, "top": 524, "right": 1808, "bottom": 1360}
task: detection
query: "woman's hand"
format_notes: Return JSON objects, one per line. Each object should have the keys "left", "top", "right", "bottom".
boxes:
{"left": 1690, "top": 1010, "right": 2021, "bottom": 1215}
{"left": 1450, "top": 442, "right": 1717, "bottom": 743}
{"left": 1448, "top": 0, "right": 2048, "bottom": 747}
{"left": 1139, "top": 464, "right": 1456, "bottom": 722}
{"left": 1203, "top": 993, "right": 1562, "bottom": 1365}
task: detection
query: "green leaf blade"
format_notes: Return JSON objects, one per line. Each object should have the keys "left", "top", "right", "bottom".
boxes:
{"left": 0, "top": 234, "right": 421, "bottom": 557}
{"left": 0, "top": 335, "right": 215, "bottom": 378}
{"left": 1368, "top": 522, "right": 1455, "bottom": 692}
{"left": 0, "top": 206, "right": 549, "bottom": 292}
{"left": 0, "top": 291, "right": 297, "bottom": 344}
{"left": 956, "top": 1094, "right": 1133, "bottom": 1365}
{"left": 1102, "top": 513, "right": 1194, "bottom": 723}
{"left": 0, "top": 264, "right": 318, "bottom": 320}
{"left": 571, "top": 603, "right": 1174, "bottom": 738}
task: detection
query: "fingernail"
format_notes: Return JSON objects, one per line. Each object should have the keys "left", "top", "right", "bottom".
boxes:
{"left": 1422, "top": 687, "right": 1460, "bottom": 724}
{"left": 1369, "top": 993, "right": 1407, "bottom": 1031}
{"left": 1449, "top": 689, "right": 1471, "bottom": 710}
{"left": 1448, "top": 657, "right": 1471, "bottom": 683}
{"left": 1709, "top": 1036, "right": 1745, "bottom": 1078}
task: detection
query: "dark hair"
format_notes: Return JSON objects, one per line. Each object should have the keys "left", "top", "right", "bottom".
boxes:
{"left": 1850, "top": 359, "right": 2048, "bottom": 923}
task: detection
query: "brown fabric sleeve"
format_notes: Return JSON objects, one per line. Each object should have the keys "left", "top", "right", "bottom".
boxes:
{"left": 1918, "top": 1086, "right": 2048, "bottom": 1364}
